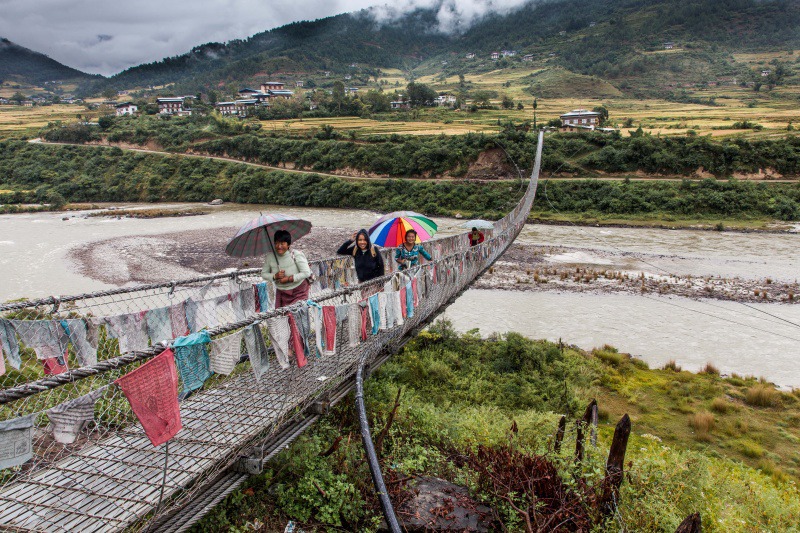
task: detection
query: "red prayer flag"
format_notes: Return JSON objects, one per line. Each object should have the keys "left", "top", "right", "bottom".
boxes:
{"left": 42, "top": 355, "right": 68, "bottom": 375}
{"left": 286, "top": 313, "right": 307, "bottom": 368}
{"left": 115, "top": 349, "right": 182, "bottom": 447}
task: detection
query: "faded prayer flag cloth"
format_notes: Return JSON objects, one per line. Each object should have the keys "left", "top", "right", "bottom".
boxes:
{"left": 169, "top": 301, "right": 190, "bottom": 338}
{"left": 347, "top": 303, "right": 361, "bottom": 348}
{"left": 307, "top": 304, "right": 325, "bottom": 358}
{"left": 243, "top": 324, "right": 269, "bottom": 382}
{"left": 266, "top": 316, "right": 291, "bottom": 369}
{"left": 368, "top": 294, "right": 380, "bottom": 335}
{"left": 209, "top": 331, "right": 243, "bottom": 376}
{"left": 360, "top": 303, "right": 370, "bottom": 341}
{"left": 412, "top": 277, "right": 420, "bottom": 307}
{"left": 286, "top": 313, "right": 308, "bottom": 368}
{"left": 172, "top": 331, "right": 212, "bottom": 395}
{"left": 103, "top": 312, "right": 149, "bottom": 354}
{"left": 406, "top": 281, "right": 415, "bottom": 318}
{"left": 255, "top": 282, "right": 270, "bottom": 313}
{"left": 399, "top": 285, "right": 407, "bottom": 319}
{"left": 0, "top": 353, "right": 4, "bottom": 376}
{"left": 115, "top": 349, "right": 182, "bottom": 447}
{"left": 146, "top": 306, "right": 172, "bottom": 344}
{"left": 11, "top": 320, "right": 66, "bottom": 360}
{"left": 0, "top": 414, "right": 35, "bottom": 469}
{"left": 42, "top": 355, "right": 68, "bottom": 375}
{"left": 0, "top": 318, "right": 21, "bottom": 370}
{"left": 60, "top": 319, "right": 97, "bottom": 367}
{"left": 46, "top": 387, "right": 107, "bottom": 444}
{"left": 321, "top": 306, "right": 337, "bottom": 356}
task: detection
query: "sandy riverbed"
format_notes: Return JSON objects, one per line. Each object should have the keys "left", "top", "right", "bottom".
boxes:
{"left": 70, "top": 226, "right": 799, "bottom": 305}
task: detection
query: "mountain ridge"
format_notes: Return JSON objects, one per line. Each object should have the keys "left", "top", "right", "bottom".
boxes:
{"left": 0, "top": 37, "right": 96, "bottom": 85}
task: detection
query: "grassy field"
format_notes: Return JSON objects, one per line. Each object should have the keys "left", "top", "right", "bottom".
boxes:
{"left": 0, "top": 104, "right": 100, "bottom": 137}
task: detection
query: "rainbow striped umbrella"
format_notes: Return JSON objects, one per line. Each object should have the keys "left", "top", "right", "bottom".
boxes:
{"left": 225, "top": 213, "right": 312, "bottom": 258}
{"left": 368, "top": 211, "right": 438, "bottom": 247}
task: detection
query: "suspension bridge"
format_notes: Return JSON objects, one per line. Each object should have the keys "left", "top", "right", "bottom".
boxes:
{"left": 0, "top": 133, "right": 543, "bottom": 532}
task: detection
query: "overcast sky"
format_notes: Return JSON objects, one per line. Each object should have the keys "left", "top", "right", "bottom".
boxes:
{"left": 0, "top": 0, "right": 532, "bottom": 76}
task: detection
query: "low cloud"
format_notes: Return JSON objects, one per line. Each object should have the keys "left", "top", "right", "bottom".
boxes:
{"left": 367, "top": 0, "right": 532, "bottom": 33}
{"left": 0, "top": 0, "right": 532, "bottom": 76}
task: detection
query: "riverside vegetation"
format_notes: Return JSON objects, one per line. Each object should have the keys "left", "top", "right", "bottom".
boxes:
{"left": 3, "top": 128, "right": 800, "bottom": 226}
{"left": 191, "top": 321, "right": 800, "bottom": 532}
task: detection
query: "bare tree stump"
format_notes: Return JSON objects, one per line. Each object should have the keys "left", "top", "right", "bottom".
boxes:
{"left": 600, "top": 414, "right": 631, "bottom": 516}
{"left": 574, "top": 399, "right": 597, "bottom": 463}
{"left": 590, "top": 402, "right": 599, "bottom": 447}
{"left": 675, "top": 512, "right": 701, "bottom": 533}
{"left": 553, "top": 415, "right": 566, "bottom": 453}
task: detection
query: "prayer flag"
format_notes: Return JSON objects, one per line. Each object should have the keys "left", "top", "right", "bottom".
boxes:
{"left": 0, "top": 414, "right": 35, "bottom": 469}
{"left": 209, "top": 331, "right": 243, "bottom": 376}
{"left": 47, "top": 387, "right": 106, "bottom": 444}
{"left": 115, "top": 349, "right": 182, "bottom": 447}
{"left": 173, "top": 331, "right": 212, "bottom": 395}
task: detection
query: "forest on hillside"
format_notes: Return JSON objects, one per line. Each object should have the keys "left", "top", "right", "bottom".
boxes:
{"left": 74, "top": 0, "right": 800, "bottom": 97}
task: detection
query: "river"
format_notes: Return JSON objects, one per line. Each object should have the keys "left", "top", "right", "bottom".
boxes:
{"left": 1, "top": 204, "right": 798, "bottom": 386}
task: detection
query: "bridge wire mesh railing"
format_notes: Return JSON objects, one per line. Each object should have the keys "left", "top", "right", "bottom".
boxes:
{"left": 0, "top": 132, "right": 543, "bottom": 531}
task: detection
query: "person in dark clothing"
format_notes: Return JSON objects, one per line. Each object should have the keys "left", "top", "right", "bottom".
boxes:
{"left": 337, "top": 229, "right": 385, "bottom": 282}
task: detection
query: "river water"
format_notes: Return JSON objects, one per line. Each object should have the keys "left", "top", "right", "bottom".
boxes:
{"left": 1, "top": 205, "right": 798, "bottom": 386}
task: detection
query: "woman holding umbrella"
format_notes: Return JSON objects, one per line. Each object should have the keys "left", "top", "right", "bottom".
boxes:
{"left": 263, "top": 230, "right": 313, "bottom": 308}
{"left": 395, "top": 229, "right": 432, "bottom": 271}
{"left": 337, "top": 229, "right": 385, "bottom": 282}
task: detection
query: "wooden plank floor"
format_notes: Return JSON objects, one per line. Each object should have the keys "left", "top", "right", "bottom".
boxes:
{"left": 0, "top": 349, "right": 359, "bottom": 532}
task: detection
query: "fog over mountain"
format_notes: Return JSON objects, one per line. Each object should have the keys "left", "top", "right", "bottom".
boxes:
{"left": 0, "top": 0, "right": 532, "bottom": 76}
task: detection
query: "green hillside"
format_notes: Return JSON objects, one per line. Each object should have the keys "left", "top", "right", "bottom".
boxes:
{"left": 80, "top": 0, "right": 800, "bottom": 98}
{"left": 0, "top": 38, "right": 95, "bottom": 85}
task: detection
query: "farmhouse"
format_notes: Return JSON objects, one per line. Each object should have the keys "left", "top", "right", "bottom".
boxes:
{"left": 115, "top": 102, "right": 138, "bottom": 116}
{"left": 465, "top": 53, "right": 475, "bottom": 59}
{"left": 436, "top": 94, "right": 456, "bottom": 107}
{"left": 238, "top": 88, "right": 261, "bottom": 97}
{"left": 559, "top": 109, "right": 603, "bottom": 129}
{"left": 761, "top": 69, "right": 771, "bottom": 77}
{"left": 391, "top": 100, "right": 410, "bottom": 110}
{"left": 214, "top": 101, "right": 237, "bottom": 115}
{"left": 345, "top": 87, "right": 359, "bottom": 94}
{"left": 522, "top": 54, "right": 534, "bottom": 62}
{"left": 260, "top": 81, "right": 285, "bottom": 92}
{"left": 295, "top": 81, "right": 304, "bottom": 87}
{"left": 157, "top": 97, "right": 191, "bottom": 115}
{"left": 663, "top": 42, "right": 675, "bottom": 50}
{"left": 491, "top": 52, "right": 500, "bottom": 60}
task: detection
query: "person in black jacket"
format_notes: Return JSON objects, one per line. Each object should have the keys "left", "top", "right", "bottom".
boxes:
{"left": 337, "top": 229, "right": 385, "bottom": 282}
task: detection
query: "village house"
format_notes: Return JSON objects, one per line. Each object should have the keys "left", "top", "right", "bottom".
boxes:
{"left": 21, "top": 100, "right": 34, "bottom": 107}
{"left": 559, "top": 109, "right": 603, "bottom": 130}
{"left": 558, "top": 30, "right": 567, "bottom": 36}
{"left": 214, "top": 101, "right": 238, "bottom": 115}
{"left": 260, "top": 82, "right": 285, "bottom": 92}
{"left": 238, "top": 88, "right": 261, "bottom": 97}
{"left": 157, "top": 97, "right": 191, "bottom": 115}
{"left": 761, "top": 69, "right": 771, "bottom": 77}
{"left": 115, "top": 102, "right": 138, "bottom": 116}
{"left": 436, "top": 93, "right": 456, "bottom": 107}
{"left": 295, "top": 81, "right": 304, "bottom": 87}
{"left": 491, "top": 52, "right": 500, "bottom": 60}
{"left": 391, "top": 98, "right": 410, "bottom": 110}
{"left": 663, "top": 42, "right": 675, "bottom": 50}
{"left": 234, "top": 99, "right": 263, "bottom": 116}
{"left": 0, "top": 97, "right": 8, "bottom": 105}
{"left": 344, "top": 75, "right": 352, "bottom": 80}
{"left": 522, "top": 54, "right": 535, "bottom": 62}
{"left": 501, "top": 50, "right": 516, "bottom": 57}
{"left": 465, "top": 53, "right": 475, "bottom": 59}
{"left": 589, "top": 21, "right": 597, "bottom": 27}
{"left": 345, "top": 87, "right": 359, "bottom": 95}
{"left": 117, "top": 90, "right": 129, "bottom": 96}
